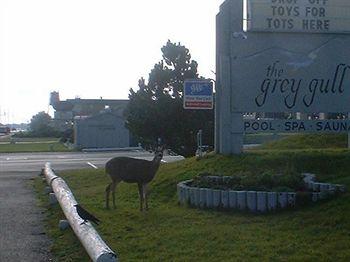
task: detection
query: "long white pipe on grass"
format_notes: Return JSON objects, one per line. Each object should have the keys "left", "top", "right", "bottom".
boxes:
{"left": 44, "top": 163, "right": 117, "bottom": 262}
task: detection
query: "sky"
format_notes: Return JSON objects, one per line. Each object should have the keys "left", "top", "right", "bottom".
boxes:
{"left": 0, "top": 0, "right": 225, "bottom": 124}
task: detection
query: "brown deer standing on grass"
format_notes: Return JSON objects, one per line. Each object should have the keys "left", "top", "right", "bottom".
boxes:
{"left": 105, "top": 146, "right": 164, "bottom": 211}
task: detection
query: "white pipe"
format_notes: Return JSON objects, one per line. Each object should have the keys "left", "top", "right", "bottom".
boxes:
{"left": 44, "top": 163, "right": 117, "bottom": 262}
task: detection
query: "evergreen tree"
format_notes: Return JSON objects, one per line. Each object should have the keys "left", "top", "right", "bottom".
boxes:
{"left": 29, "top": 111, "right": 59, "bottom": 137}
{"left": 126, "top": 40, "right": 214, "bottom": 156}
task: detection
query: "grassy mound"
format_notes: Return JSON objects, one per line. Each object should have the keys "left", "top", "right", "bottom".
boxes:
{"left": 257, "top": 134, "right": 347, "bottom": 150}
{"left": 35, "top": 150, "right": 350, "bottom": 261}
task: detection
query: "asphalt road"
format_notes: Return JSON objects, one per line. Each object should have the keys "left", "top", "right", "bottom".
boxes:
{"left": 0, "top": 150, "right": 184, "bottom": 261}
{"left": 0, "top": 150, "right": 184, "bottom": 172}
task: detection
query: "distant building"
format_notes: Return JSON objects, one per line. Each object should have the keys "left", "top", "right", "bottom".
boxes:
{"left": 0, "top": 124, "right": 10, "bottom": 135}
{"left": 50, "top": 91, "right": 128, "bottom": 131}
{"left": 50, "top": 91, "right": 132, "bottom": 149}
{"left": 74, "top": 111, "right": 131, "bottom": 149}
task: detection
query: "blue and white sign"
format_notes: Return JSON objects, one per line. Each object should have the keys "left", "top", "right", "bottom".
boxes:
{"left": 183, "top": 80, "right": 213, "bottom": 109}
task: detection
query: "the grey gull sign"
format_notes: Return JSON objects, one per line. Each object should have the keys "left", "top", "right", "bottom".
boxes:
{"left": 246, "top": 0, "right": 350, "bottom": 34}
{"left": 232, "top": 48, "right": 350, "bottom": 112}
{"left": 216, "top": 0, "right": 350, "bottom": 154}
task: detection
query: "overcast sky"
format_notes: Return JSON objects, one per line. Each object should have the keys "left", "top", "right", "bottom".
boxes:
{"left": 0, "top": 0, "right": 225, "bottom": 124}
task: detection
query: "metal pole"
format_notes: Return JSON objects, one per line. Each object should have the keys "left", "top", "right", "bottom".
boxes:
{"left": 197, "top": 129, "right": 203, "bottom": 157}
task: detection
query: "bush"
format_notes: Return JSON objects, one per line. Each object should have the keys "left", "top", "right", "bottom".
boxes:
{"left": 13, "top": 129, "right": 62, "bottom": 138}
{"left": 60, "top": 128, "right": 74, "bottom": 143}
{"left": 191, "top": 171, "right": 305, "bottom": 192}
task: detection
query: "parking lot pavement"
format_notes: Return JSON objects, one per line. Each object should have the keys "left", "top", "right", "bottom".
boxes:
{"left": 0, "top": 172, "right": 52, "bottom": 261}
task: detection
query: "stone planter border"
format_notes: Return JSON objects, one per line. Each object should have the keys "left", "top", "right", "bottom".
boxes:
{"left": 177, "top": 173, "right": 346, "bottom": 213}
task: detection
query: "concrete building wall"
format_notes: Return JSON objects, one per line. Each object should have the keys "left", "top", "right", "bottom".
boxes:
{"left": 74, "top": 112, "right": 130, "bottom": 149}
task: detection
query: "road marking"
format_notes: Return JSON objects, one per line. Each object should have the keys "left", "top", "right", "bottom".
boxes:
{"left": 5, "top": 157, "right": 28, "bottom": 161}
{"left": 87, "top": 162, "right": 98, "bottom": 169}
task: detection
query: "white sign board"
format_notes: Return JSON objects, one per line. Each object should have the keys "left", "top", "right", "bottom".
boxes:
{"left": 231, "top": 43, "right": 350, "bottom": 113}
{"left": 183, "top": 80, "right": 213, "bottom": 110}
{"left": 242, "top": 119, "right": 350, "bottom": 133}
{"left": 246, "top": 0, "right": 350, "bottom": 34}
{"left": 216, "top": 0, "right": 350, "bottom": 154}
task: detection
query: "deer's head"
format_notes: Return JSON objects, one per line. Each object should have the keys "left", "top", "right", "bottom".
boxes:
{"left": 153, "top": 145, "right": 165, "bottom": 163}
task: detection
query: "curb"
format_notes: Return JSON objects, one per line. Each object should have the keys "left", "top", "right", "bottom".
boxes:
{"left": 177, "top": 173, "right": 346, "bottom": 213}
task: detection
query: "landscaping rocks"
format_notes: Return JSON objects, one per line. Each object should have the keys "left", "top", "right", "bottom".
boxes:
{"left": 177, "top": 174, "right": 346, "bottom": 213}
{"left": 221, "top": 191, "right": 229, "bottom": 209}
{"left": 237, "top": 191, "right": 247, "bottom": 210}
{"left": 278, "top": 192, "right": 288, "bottom": 209}
{"left": 247, "top": 191, "right": 257, "bottom": 212}
{"left": 288, "top": 193, "right": 296, "bottom": 208}
{"left": 206, "top": 189, "right": 213, "bottom": 208}
{"left": 267, "top": 192, "right": 278, "bottom": 211}
{"left": 257, "top": 192, "right": 267, "bottom": 213}
{"left": 228, "top": 191, "right": 237, "bottom": 209}
{"left": 199, "top": 189, "right": 207, "bottom": 208}
{"left": 212, "top": 190, "right": 221, "bottom": 208}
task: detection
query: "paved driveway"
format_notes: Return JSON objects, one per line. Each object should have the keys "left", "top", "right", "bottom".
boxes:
{"left": 0, "top": 171, "right": 52, "bottom": 261}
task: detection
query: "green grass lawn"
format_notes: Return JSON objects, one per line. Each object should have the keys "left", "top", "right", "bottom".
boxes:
{"left": 0, "top": 136, "right": 60, "bottom": 142}
{"left": 35, "top": 149, "right": 350, "bottom": 261}
{"left": 0, "top": 137, "right": 71, "bottom": 153}
{"left": 244, "top": 133, "right": 294, "bottom": 145}
{"left": 256, "top": 134, "right": 348, "bottom": 150}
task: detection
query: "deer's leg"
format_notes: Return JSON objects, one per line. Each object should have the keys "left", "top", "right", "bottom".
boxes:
{"left": 143, "top": 183, "right": 149, "bottom": 211}
{"left": 137, "top": 183, "right": 144, "bottom": 211}
{"left": 105, "top": 183, "right": 111, "bottom": 209}
{"left": 111, "top": 180, "right": 121, "bottom": 209}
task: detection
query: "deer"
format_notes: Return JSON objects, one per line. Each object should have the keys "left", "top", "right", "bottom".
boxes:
{"left": 105, "top": 146, "right": 164, "bottom": 211}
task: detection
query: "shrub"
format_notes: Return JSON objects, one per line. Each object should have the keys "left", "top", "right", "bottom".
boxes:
{"left": 190, "top": 171, "right": 305, "bottom": 192}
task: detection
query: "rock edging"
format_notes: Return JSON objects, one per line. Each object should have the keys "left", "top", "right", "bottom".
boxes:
{"left": 177, "top": 173, "right": 346, "bottom": 213}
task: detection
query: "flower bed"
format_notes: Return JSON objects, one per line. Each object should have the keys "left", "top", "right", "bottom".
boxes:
{"left": 177, "top": 173, "right": 346, "bottom": 213}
